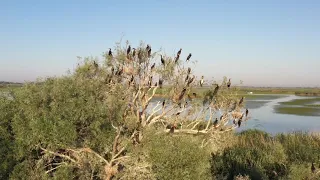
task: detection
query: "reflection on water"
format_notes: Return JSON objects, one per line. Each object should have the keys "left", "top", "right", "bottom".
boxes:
{"left": 150, "top": 95, "right": 320, "bottom": 134}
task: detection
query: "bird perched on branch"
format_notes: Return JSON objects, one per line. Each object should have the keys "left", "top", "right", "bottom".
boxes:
{"left": 200, "top": 76, "right": 204, "bottom": 87}
{"left": 239, "top": 97, "right": 244, "bottom": 105}
{"left": 148, "top": 47, "right": 152, "bottom": 58}
{"left": 178, "top": 88, "right": 187, "bottom": 101}
{"left": 127, "top": 45, "right": 131, "bottom": 55}
{"left": 238, "top": 119, "right": 242, "bottom": 128}
{"left": 311, "top": 162, "right": 316, "bottom": 173}
{"left": 159, "top": 79, "right": 163, "bottom": 88}
{"left": 132, "top": 48, "right": 136, "bottom": 57}
{"left": 227, "top": 78, "right": 231, "bottom": 88}
{"left": 162, "top": 100, "right": 165, "bottom": 108}
{"left": 93, "top": 61, "right": 98, "bottom": 69}
{"left": 175, "top": 54, "right": 180, "bottom": 63}
{"left": 187, "top": 67, "right": 191, "bottom": 74}
{"left": 108, "top": 48, "right": 113, "bottom": 57}
{"left": 187, "top": 75, "right": 195, "bottom": 86}
{"left": 193, "top": 92, "right": 197, "bottom": 98}
{"left": 213, "top": 118, "right": 218, "bottom": 128}
{"left": 177, "top": 48, "right": 182, "bottom": 56}
{"left": 186, "top": 53, "right": 192, "bottom": 62}
{"left": 161, "top": 55, "right": 165, "bottom": 66}
{"left": 150, "top": 63, "right": 155, "bottom": 71}
{"left": 245, "top": 109, "right": 249, "bottom": 117}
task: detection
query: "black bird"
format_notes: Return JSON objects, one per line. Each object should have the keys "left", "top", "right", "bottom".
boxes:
{"left": 151, "top": 63, "right": 155, "bottom": 71}
{"left": 238, "top": 119, "right": 242, "bottom": 128}
{"left": 148, "top": 76, "right": 153, "bottom": 87}
{"left": 213, "top": 85, "right": 219, "bottom": 96}
{"left": 187, "top": 67, "right": 191, "bottom": 74}
{"left": 108, "top": 48, "right": 112, "bottom": 56}
{"left": 127, "top": 45, "right": 131, "bottom": 55}
{"left": 159, "top": 79, "right": 163, "bottom": 88}
{"left": 176, "top": 112, "right": 181, "bottom": 116}
{"left": 239, "top": 97, "right": 244, "bottom": 105}
{"left": 200, "top": 76, "right": 204, "bottom": 87}
{"left": 138, "top": 49, "right": 143, "bottom": 60}
{"left": 227, "top": 78, "right": 231, "bottom": 88}
{"left": 93, "top": 61, "right": 98, "bottom": 69}
{"left": 154, "top": 82, "right": 158, "bottom": 87}
{"left": 146, "top": 44, "right": 150, "bottom": 51}
{"left": 132, "top": 48, "right": 136, "bottom": 57}
{"left": 187, "top": 75, "right": 195, "bottom": 86}
{"left": 111, "top": 67, "right": 115, "bottom": 75}
{"left": 193, "top": 92, "right": 197, "bottom": 97}
{"left": 175, "top": 54, "right": 180, "bottom": 63}
{"left": 178, "top": 88, "right": 187, "bottom": 101}
{"left": 186, "top": 53, "right": 192, "bottom": 62}
{"left": 185, "top": 74, "right": 189, "bottom": 82}
{"left": 148, "top": 47, "right": 152, "bottom": 58}
{"left": 311, "top": 162, "right": 316, "bottom": 173}
{"left": 161, "top": 55, "right": 165, "bottom": 66}
{"left": 213, "top": 118, "right": 218, "bottom": 127}
{"left": 130, "top": 75, "right": 134, "bottom": 83}
{"left": 162, "top": 100, "right": 165, "bottom": 107}
{"left": 245, "top": 109, "right": 249, "bottom": 117}
{"left": 177, "top": 48, "right": 182, "bottom": 56}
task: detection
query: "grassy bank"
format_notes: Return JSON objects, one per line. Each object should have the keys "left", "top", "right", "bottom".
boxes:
{"left": 211, "top": 130, "right": 320, "bottom": 180}
{"left": 274, "top": 97, "right": 320, "bottom": 116}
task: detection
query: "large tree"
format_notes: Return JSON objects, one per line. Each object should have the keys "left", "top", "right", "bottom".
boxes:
{"left": 1, "top": 40, "right": 248, "bottom": 179}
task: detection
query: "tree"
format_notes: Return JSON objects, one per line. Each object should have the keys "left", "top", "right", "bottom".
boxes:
{"left": 2, "top": 40, "right": 247, "bottom": 179}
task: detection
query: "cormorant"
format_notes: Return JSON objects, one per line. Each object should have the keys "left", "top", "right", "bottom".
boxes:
{"left": 175, "top": 54, "right": 180, "bottom": 63}
{"left": 193, "top": 92, "right": 197, "bottom": 97}
{"left": 186, "top": 53, "right": 192, "bottom": 62}
{"left": 187, "top": 75, "right": 195, "bottom": 86}
{"left": 159, "top": 79, "right": 163, "bottom": 88}
{"left": 151, "top": 63, "right": 155, "bottom": 71}
{"left": 238, "top": 119, "right": 242, "bottom": 127}
{"left": 200, "top": 76, "right": 204, "bottom": 87}
{"left": 132, "top": 48, "right": 136, "bottom": 57}
{"left": 311, "top": 162, "right": 316, "bottom": 173}
{"left": 177, "top": 48, "right": 182, "bottom": 56}
{"left": 245, "top": 109, "right": 249, "bottom": 117}
{"left": 227, "top": 78, "right": 231, "bottom": 88}
{"left": 162, "top": 100, "right": 165, "bottom": 107}
{"left": 213, "top": 118, "right": 218, "bottom": 127}
{"left": 185, "top": 74, "right": 189, "bottom": 82}
{"left": 148, "top": 47, "right": 152, "bottom": 58}
{"left": 108, "top": 48, "right": 112, "bottom": 56}
{"left": 154, "top": 82, "right": 158, "bottom": 87}
{"left": 239, "top": 97, "right": 244, "bottom": 105}
{"left": 161, "top": 55, "right": 165, "bottom": 66}
{"left": 187, "top": 67, "right": 191, "bottom": 74}
{"left": 127, "top": 45, "right": 131, "bottom": 55}
{"left": 178, "top": 88, "right": 187, "bottom": 101}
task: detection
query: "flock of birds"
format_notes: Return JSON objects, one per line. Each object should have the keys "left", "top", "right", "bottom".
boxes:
{"left": 105, "top": 44, "right": 249, "bottom": 133}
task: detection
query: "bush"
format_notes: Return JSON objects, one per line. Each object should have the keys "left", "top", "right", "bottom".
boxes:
{"left": 211, "top": 130, "right": 288, "bottom": 180}
{"left": 145, "top": 131, "right": 211, "bottom": 180}
{"left": 276, "top": 132, "right": 320, "bottom": 164}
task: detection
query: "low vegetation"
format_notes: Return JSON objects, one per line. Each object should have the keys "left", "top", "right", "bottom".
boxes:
{"left": 0, "top": 41, "right": 319, "bottom": 180}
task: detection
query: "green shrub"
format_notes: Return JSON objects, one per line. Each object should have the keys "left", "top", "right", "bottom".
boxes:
{"left": 211, "top": 130, "right": 288, "bottom": 180}
{"left": 145, "top": 131, "right": 211, "bottom": 180}
{"left": 276, "top": 132, "right": 320, "bottom": 164}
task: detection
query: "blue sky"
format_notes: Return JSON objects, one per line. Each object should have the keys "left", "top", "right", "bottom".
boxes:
{"left": 1, "top": 0, "right": 319, "bottom": 87}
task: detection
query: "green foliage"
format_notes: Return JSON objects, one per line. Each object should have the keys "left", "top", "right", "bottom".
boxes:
{"left": 211, "top": 130, "right": 288, "bottom": 180}
{"left": 145, "top": 131, "right": 211, "bottom": 180}
{"left": 276, "top": 132, "right": 320, "bottom": 164}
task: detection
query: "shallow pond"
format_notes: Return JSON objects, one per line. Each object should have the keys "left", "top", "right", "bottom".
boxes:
{"left": 151, "top": 95, "right": 320, "bottom": 134}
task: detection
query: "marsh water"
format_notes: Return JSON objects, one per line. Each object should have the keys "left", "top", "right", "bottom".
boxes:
{"left": 240, "top": 95, "right": 320, "bottom": 134}
{"left": 150, "top": 95, "right": 320, "bottom": 134}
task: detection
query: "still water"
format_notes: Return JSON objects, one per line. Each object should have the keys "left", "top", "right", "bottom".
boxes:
{"left": 240, "top": 95, "right": 320, "bottom": 134}
{"left": 150, "top": 95, "right": 320, "bottom": 134}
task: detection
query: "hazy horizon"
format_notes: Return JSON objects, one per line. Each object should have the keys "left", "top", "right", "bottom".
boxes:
{"left": 1, "top": 1, "right": 319, "bottom": 87}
